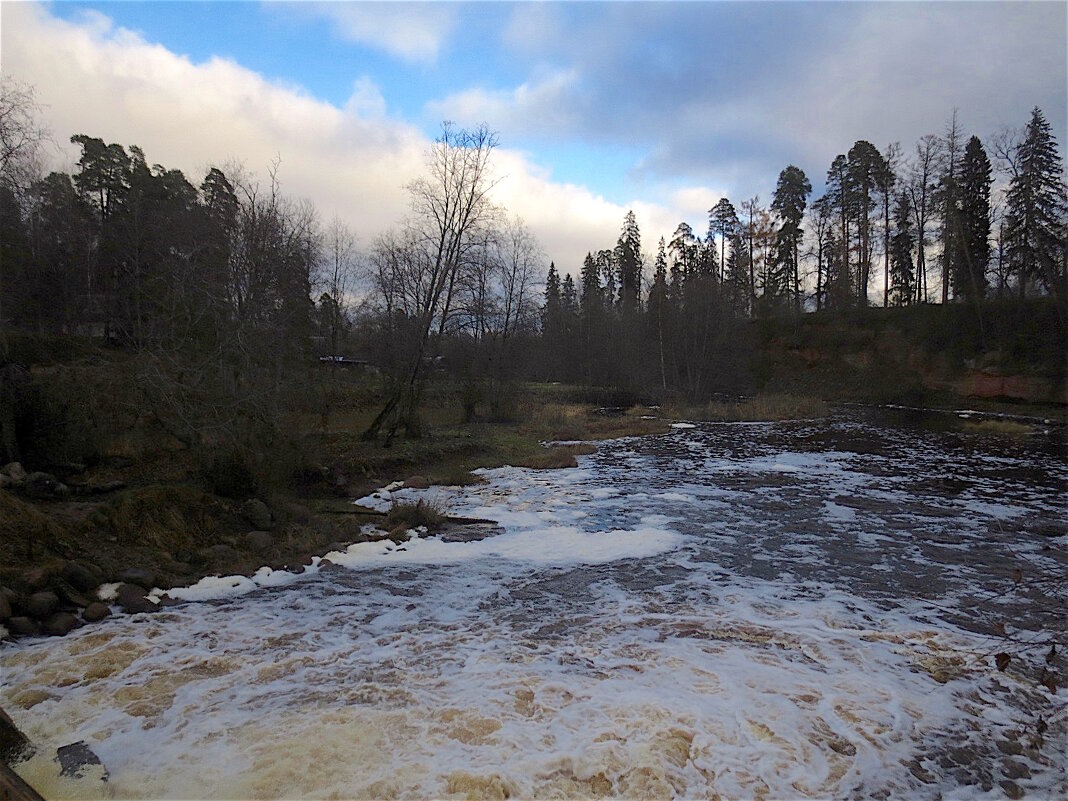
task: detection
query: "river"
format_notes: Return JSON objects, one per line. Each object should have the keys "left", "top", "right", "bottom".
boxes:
{"left": 2, "top": 410, "right": 1066, "bottom": 799}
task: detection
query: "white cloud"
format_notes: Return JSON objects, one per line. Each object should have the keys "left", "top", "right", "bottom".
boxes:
{"left": 0, "top": 3, "right": 711, "bottom": 278}
{"left": 302, "top": 1, "right": 456, "bottom": 63}
{"left": 424, "top": 68, "right": 581, "bottom": 135}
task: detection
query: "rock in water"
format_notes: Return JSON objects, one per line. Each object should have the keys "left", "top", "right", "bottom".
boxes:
{"left": 43, "top": 613, "right": 78, "bottom": 637}
{"left": 115, "top": 584, "right": 158, "bottom": 615}
{"left": 81, "top": 602, "right": 110, "bottom": 622}
{"left": 56, "top": 741, "right": 107, "bottom": 780}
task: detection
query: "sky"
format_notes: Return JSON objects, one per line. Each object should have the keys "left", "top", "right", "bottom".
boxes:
{"left": 2, "top": 1, "right": 1066, "bottom": 277}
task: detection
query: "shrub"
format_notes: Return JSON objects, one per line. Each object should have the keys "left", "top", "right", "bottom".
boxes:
{"left": 387, "top": 498, "right": 446, "bottom": 530}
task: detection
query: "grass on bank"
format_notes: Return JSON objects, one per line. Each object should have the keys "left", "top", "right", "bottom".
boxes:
{"left": 667, "top": 394, "right": 831, "bottom": 423}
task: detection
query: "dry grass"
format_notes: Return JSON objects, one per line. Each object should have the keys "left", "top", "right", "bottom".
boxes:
{"left": 387, "top": 498, "right": 446, "bottom": 530}
{"left": 670, "top": 394, "right": 830, "bottom": 423}
{"left": 521, "top": 402, "right": 671, "bottom": 441}
{"left": 517, "top": 443, "right": 599, "bottom": 469}
{"left": 960, "top": 419, "right": 1035, "bottom": 436}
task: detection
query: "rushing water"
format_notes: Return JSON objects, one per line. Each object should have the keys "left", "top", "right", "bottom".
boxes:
{"left": 2, "top": 411, "right": 1066, "bottom": 799}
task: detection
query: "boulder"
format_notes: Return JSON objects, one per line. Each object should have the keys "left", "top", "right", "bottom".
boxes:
{"left": 0, "top": 462, "right": 27, "bottom": 482}
{"left": 243, "top": 530, "right": 274, "bottom": 552}
{"left": 115, "top": 584, "right": 158, "bottom": 615}
{"left": 6, "top": 617, "right": 39, "bottom": 637}
{"left": 81, "top": 602, "right": 110, "bottom": 623}
{"left": 56, "top": 741, "right": 107, "bottom": 780}
{"left": 21, "top": 472, "right": 69, "bottom": 499}
{"left": 117, "top": 567, "right": 155, "bottom": 589}
{"left": 404, "top": 475, "right": 431, "bottom": 489}
{"left": 52, "top": 580, "right": 90, "bottom": 610}
{"left": 43, "top": 613, "right": 78, "bottom": 637}
{"left": 24, "top": 591, "right": 59, "bottom": 620}
{"left": 241, "top": 498, "right": 273, "bottom": 530}
{"left": 62, "top": 561, "right": 101, "bottom": 593}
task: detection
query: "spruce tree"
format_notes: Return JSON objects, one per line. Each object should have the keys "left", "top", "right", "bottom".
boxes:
{"left": 615, "top": 210, "right": 642, "bottom": 308}
{"left": 889, "top": 190, "right": 915, "bottom": 306}
{"left": 952, "top": 136, "right": 992, "bottom": 302}
{"left": 1005, "top": 107, "right": 1068, "bottom": 297}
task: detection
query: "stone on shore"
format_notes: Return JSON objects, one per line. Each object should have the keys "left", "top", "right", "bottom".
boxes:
{"left": 117, "top": 567, "right": 155, "bottom": 588}
{"left": 241, "top": 498, "right": 273, "bottom": 530}
{"left": 24, "top": 591, "right": 58, "bottom": 621}
{"left": 62, "top": 561, "right": 101, "bottom": 593}
{"left": 6, "top": 617, "right": 39, "bottom": 637}
{"left": 243, "top": 530, "right": 274, "bottom": 552}
{"left": 43, "top": 613, "right": 78, "bottom": 637}
{"left": 81, "top": 602, "right": 110, "bottom": 622}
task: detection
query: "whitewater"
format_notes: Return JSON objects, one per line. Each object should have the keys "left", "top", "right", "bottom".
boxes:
{"left": 2, "top": 411, "right": 1065, "bottom": 799}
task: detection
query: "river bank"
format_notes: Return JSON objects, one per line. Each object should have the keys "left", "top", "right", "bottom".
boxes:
{"left": 2, "top": 393, "right": 1062, "bottom": 646}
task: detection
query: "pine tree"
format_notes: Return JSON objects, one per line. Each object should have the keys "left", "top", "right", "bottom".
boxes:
{"left": 1005, "top": 107, "right": 1068, "bottom": 297}
{"left": 951, "top": 136, "right": 992, "bottom": 302}
{"left": 889, "top": 190, "right": 915, "bottom": 306}
{"left": 771, "top": 164, "right": 812, "bottom": 310}
{"left": 825, "top": 155, "right": 852, "bottom": 305}
{"left": 848, "top": 140, "right": 884, "bottom": 305}
{"left": 709, "top": 198, "right": 738, "bottom": 283}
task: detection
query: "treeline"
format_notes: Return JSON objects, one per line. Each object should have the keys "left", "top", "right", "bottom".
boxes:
{"left": 1, "top": 71, "right": 1066, "bottom": 468}
{"left": 536, "top": 107, "right": 1067, "bottom": 398}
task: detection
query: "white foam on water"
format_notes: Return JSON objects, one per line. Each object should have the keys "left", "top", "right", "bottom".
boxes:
{"left": 2, "top": 416, "right": 1065, "bottom": 799}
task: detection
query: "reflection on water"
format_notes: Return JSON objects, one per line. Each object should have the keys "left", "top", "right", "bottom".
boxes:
{"left": 2, "top": 409, "right": 1065, "bottom": 799}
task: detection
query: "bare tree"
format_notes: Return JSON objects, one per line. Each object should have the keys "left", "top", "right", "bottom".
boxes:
{"left": 363, "top": 123, "right": 499, "bottom": 443}
{"left": 909, "top": 135, "right": 939, "bottom": 304}
{"left": 0, "top": 76, "right": 48, "bottom": 197}
{"left": 317, "top": 216, "right": 358, "bottom": 354}
{"left": 937, "top": 109, "right": 964, "bottom": 303}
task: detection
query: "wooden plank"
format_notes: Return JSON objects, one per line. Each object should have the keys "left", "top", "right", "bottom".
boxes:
{"left": 0, "top": 762, "right": 45, "bottom": 801}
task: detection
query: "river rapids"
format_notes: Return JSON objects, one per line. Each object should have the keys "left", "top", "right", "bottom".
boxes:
{"left": 2, "top": 410, "right": 1066, "bottom": 799}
